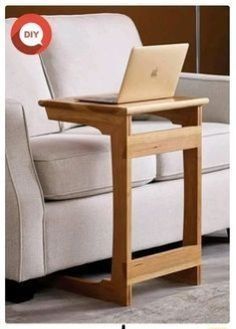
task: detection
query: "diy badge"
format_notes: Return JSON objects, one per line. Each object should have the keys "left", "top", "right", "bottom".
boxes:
{"left": 11, "top": 13, "right": 52, "bottom": 55}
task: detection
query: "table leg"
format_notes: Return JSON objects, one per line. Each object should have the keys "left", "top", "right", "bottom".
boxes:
{"left": 110, "top": 115, "right": 132, "bottom": 305}
{"left": 164, "top": 106, "right": 202, "bottom": 284}
{"left": 54, "top": 106, "right": 203, "bottom": 303}
{"left": 56, "top": 115, "right": 132, "bottom": 306}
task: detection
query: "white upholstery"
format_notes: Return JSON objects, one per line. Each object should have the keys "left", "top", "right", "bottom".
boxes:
{"left": 156, "top": 122, "right": 229, "bottom": 180}
{"left": 30, "top": 133, "right": 156, "bottom": 200}
{"left": 41, "top": 14, "right": 141, "bottom": 97}
{"left": 177, "top": 73, "right": 229, "bottom": 123}
{"left": 44, "top": 169, "right": 229, "bottom": 274}
{"left": 31, "top": 120, "right": 229, "bottom": 201}
{"left": 64, "top": 121, "right": 230, "bottom": 181}
{"left": 5, "top": 19, "right": 60, "bottom": 137}
{"left": 5, "top": 13, "right": 230, "bottom": 282}
{"left": 6, "top": 100, "right": 45, "bottom": 281}
{"left": 132, "top": 121, "right": 229, "bottom": 180}
{"left": 40, "top": 14, "right": 142, "bottom": 129}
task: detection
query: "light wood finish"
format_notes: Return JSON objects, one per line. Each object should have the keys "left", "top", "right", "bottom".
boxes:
{"left": 39, "top": 96, "right": 208, "bottom": 305}
{"left": 56, "top": 277, "right": 128, "bottom": 305}
{"left": 181, "top": 106, "right": 202, "bottom": 284}
{"left": 129, "top": 245, "right": 201, "bottom": 284}
{"left": 157, "top": 106, "right": 202, "bottom": 126}
{"left": 39, "top": 96, "right": 208, "bottom": 115}
{"left": 128, "top": 126, "right": 201, "bottom": 158}
{"left": 110, "top": 115, "right": 132, "bottom": 305}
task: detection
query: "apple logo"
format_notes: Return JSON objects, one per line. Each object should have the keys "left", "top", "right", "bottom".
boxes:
{"left": 151, "top": 66, "right": 158, "bottom": 77}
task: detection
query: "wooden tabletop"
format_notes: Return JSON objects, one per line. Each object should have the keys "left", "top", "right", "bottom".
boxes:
{"left": 39, "top": 96, "right": 209, "bottom": 116}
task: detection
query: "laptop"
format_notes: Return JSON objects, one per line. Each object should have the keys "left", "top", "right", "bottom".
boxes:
{"left": 79, "top": 43, "right": 189, "bottom": 104}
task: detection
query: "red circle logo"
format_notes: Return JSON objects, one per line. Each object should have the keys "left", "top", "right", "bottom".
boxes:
{"left": 11, "top": 14, "right": 52, "bottom": 55}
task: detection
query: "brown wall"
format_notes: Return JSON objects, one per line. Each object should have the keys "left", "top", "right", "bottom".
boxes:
{"left": 6, "top": 5, "right": 229, "bottom": 75}
{"left": 200, "top": 6, "right": 229, "bottom": 75}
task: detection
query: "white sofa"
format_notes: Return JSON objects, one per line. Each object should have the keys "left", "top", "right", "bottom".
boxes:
{"left": 5, "top": 14, "right": 229, "bottom": 285}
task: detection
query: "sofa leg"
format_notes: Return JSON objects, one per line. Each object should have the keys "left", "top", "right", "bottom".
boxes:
{"left": 227, "top": 228, "right": 230, "bottom": 242}
{"left": 5, "top": 279, "right": 36, "bottom": 303}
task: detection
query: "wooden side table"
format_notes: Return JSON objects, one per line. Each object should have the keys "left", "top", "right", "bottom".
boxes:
{"left": 39, "top": 96, "right": 209, "bottom": 306}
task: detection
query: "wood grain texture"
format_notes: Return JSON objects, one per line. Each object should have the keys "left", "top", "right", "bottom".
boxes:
{"left": 151, "top": 105, "right": 202, "bottom": 285}
{"left": 129, "top": 246, "right": 201, "bottom": 284}
{"left": 110, "top": 115, "right": 132, "bottom": 305}
{"left": 181, "top": 106, "right": 202, "bottom": 284}
{"left": 128, "top": 126, "right": 201, "bottom": 158}
{"left": 39, "top": 96, "right": 209, "bottom": 116}
{"left": 56, "top": 277, "right": 128, "bottom": 305}
{"left": 39, "top": 98, "right": 206, "bottom": 305}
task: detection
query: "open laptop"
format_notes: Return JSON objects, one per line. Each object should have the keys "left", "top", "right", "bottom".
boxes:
{"left": 79, "top": 43, "right": 189, "bottom": 104}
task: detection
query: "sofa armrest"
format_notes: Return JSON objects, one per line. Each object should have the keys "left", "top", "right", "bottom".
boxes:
{"left": 176, "top": 73, "right": 229, "bottom": 123}
{"left": 6, "top": 99, "right": 45, "bottom": 282}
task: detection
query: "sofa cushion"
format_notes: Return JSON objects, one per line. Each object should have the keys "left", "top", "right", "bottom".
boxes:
{"left": 64, "top": 121, "right": 229, "bottom": 180}
{"left": 30, "top": 134, "right": 156, "bottom": 200}
{"left": 5, "top": 19, "right": 60, "bottom": 137}
{"left": 44, "top": 169, "right": 229, "bottom": 273}
{"left": 40, "top": 14, "right": 142, "bottom": 129}
{"left": 154, "top": 122, "right": 229, "bottom": 180}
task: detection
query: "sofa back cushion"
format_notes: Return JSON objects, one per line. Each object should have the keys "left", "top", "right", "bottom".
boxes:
{"left": 5, "top": 18, "right": 60, "bottom": 137}
{"left": 41, "top": 14, "right": 142, "bottom": 98}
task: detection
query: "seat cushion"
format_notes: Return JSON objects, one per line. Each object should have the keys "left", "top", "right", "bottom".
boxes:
{"left": 154, "top": 122, "right": 229, "bottom": 180}
{"left": 30, "top": 134, "right": 156, "bottom": 200}
{"left": 65, "top": 120, "right": 229, "bottom": 180}
{"left": 5, "top": 19, "right": 60, "bottom": 137}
